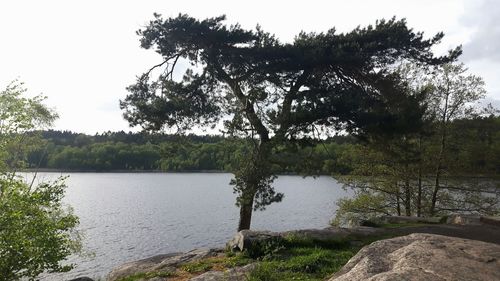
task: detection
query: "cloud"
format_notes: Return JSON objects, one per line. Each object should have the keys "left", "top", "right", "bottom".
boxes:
{"left": 480, "top": 96, "right": 500, "bottom": 111}
{"left": 460, "top": 0, "right": 500, "bottom": 62}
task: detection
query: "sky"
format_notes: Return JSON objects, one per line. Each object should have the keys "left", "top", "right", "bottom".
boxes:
{"left": 0, "top": 0, "right": 499, "bottom": 134}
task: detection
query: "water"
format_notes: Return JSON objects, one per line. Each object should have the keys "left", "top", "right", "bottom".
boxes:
{"left": 26, "top": 172, "right": 350, "bottom": 280}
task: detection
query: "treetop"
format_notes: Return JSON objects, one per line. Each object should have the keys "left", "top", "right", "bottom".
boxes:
{"left": 121, "top": 14, "right": 461, "bottom": 140}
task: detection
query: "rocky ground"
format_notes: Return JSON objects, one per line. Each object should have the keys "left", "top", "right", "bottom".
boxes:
{"left": 330, "top": 233, "right": 500, "bottom": 281}
{"left": 73, "top": 215, "right": 500, "bottom": 281}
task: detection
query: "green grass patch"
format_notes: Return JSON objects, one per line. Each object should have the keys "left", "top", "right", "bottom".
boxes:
{"left": 180, "top": 254, "right": 254, "bottom": 274}
{"left": 181, "top": 261, "right": 213, "bottom": 273}
{"left": 119, "top": 234, "right": 403, "bottom": 281}
{"left": 245, "top": 234, "right": 372, "bottom": 281}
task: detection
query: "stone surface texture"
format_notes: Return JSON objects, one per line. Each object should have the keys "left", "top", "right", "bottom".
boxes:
{"left": 188, "top": 263, "right": 257, "bottom": 281}
{"left": 227, "top": 230, "right": 281, "bottom": 252}
{"left": 226, "top": 227, "right": 387, "bottom": 252}
{"left": 330, "top": 233, "right": 500, "bottom": 281}
{"left": 106, "top": 248, "right": 221, "bottom": 281}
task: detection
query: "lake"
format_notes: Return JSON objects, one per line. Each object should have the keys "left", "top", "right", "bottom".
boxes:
{"left": 26, "top": 172, "right": 350, "bottom": 280}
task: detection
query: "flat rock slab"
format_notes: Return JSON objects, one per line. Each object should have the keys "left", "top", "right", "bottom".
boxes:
{"left": 480, "top": 216, "right": 500, "bottom": 227}
{"left": 377, "top": 215, "right": 442, "bottom": 224}
{"left": 330, "top": 233, "right": 500, "bottom": 281}
{"left": 107, "top": 248, "right": 222, "bottom": 281}
{"left": 227, "top": 227, "right": 387, "bottom": 252}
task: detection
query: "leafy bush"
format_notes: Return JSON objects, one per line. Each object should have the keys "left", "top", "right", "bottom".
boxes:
{"left": 0, "top": 81, "right": 81, "bottom": 280}
{"left": 0, "top": 177, "right": 81, "bottom": 280}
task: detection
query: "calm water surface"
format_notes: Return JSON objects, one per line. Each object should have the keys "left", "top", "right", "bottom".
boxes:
{"left": 27, "top": 172, "right": 350, "bottom": 280}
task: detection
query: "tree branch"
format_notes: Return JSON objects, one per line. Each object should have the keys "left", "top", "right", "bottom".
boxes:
{"left": 276, "top": 71, "right": 309, "bottom": 139}
{"left": 214, "top": 64, "right": 270, "bottom": 141}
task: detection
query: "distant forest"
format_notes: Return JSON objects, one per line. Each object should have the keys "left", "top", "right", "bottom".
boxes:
{"left": 26, "top": 115, "right": 500, "bottom": 176}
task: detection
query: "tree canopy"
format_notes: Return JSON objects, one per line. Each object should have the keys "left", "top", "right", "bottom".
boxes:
{"left": 122, "top": 14, "right": 459, "bottom": 138}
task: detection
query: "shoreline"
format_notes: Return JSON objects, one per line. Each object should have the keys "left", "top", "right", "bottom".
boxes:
{"left": 20, "top": 168, "right": 311, "bottom": 176}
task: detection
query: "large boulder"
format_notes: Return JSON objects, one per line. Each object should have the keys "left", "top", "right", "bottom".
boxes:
{"left": 227, "top": 227, "right": 386, "bottom": 253}
{"left": 107, "top": 248, "right": 221, "bottom": 281}
{"left": 226, "top": 230, "right": 281, "bottom": 252}
{"left": 330, "top": 233, "right": 500, "bottom": 281}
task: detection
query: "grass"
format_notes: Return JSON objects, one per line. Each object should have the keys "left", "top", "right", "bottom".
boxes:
{"left": 118, "top": 254, "right": 254, "bottom": 281}
{"left": 243, "top": 235, "right": 374, "bottom": 281}
{"left": 180, "top": 255, "right": 253, "bottom": 273}
{"left": 119, "top": 234, "right": 401, "bottom": 281}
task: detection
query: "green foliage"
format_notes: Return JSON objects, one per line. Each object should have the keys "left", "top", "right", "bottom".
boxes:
{"left": 332, "top": 63, "right": 500, "bottom": 223}
{"left": 0, "top": 177, "right": 80, "bottom": 281}
{"left": 26, "top": 132, "right": 355, "bottom": 174}
{"left": 0, "top": 81, "right": 57, "bottom": 171}
{"left": 0, "top": 82, "right": 81, "bottom": 281}
{"left": 242, "top": 237, "right": 285, "bottom": 260}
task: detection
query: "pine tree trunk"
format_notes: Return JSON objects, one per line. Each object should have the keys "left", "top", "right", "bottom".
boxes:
{"left": 237, "top": 197, "right": 254, "bottom": 231}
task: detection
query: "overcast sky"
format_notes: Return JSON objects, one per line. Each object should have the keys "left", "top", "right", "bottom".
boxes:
{"left": 1, "top": 0, "right": 499, "bottom": 134}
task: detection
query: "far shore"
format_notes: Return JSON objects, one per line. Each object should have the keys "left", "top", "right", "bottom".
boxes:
{"left": 22, "top": 168, "right": 230, "bottom": 174}
{"left": 20, "top": 168, "right": 307, "bottom": 176}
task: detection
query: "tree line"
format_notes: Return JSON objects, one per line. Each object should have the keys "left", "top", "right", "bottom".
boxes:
{"left": 26, "top": 130, "right": 357, "bottom": 173}
{"left": 26, "top": 114, "right": 499, "bottom": 177}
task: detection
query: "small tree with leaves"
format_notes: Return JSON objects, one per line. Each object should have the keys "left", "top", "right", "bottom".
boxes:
{"left": 121, "top": 14, "right": 459, "bottom": 230}
{"left": 332, "top": 63, "right": 498, "bottom": 223}
{"left": 427, "top": 63, "right": 487, "bottom": 215}
{"left": 0, "top": 82, "right": 81, "bottom": 281}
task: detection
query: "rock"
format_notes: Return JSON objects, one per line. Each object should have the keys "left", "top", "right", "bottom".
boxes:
{"left": 377, "top": 215, "right": 442, "bottom": 224}
{"left": 330, "top": 233, "right": 500, "bottom": 281}
{"left": 285, "top": 226, "right": 386, "bottom": 241}
{"left": 68, "top": 278, "right": 94, "bottom": 281}
{"left": 227, "top": 227, "right": 387, "bottom": 254}
{"left": 480, "top": 216, "right": 500, "bottom": 227}
{"left": 226, "top": 230, "right": 281, "bottom": 252}
{"left": 188, "top": 263, "right": 257, "bottom": 281}
{"left": 447, "top": 214, "right": 482, "bottom": 225}
{"left": 107, "top": 248, "right": 222, "bottom": 281}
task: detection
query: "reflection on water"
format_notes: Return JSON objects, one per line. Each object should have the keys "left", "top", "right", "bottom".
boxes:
{"left": 25, "top": 172, "right": 349, "bottom": 280}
